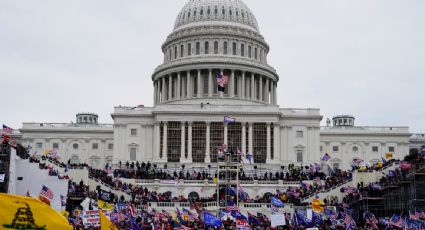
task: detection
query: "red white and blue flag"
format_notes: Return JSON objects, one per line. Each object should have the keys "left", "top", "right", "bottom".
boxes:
{"left": 224, "top": 116, "right": 236, "bottom": 123}
{"left": 40, "top": 185, "right": 54, "bottom": 200}
{"left": 217, "top": 73, "right": 229, "bottom": 92}
{"left": 2, "top": 124, "right": 12, "bottom": 134}
{"left": 321, "top": 153, "right": 331, "bottom": 161}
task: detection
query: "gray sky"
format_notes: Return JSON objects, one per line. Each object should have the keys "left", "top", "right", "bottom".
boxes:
{"left": 1, "top": 0, "right": 424, "bottom": 133}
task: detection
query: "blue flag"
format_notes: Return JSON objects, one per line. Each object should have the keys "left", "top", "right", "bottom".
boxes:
{"left": 204, "top": 212, "right": 222, "bottom": 228}
{"left": 231, "top": 210, "right": 247, "bottom": 220}
{"left": 271, "top": 196, "right": 284, "bottom": 207}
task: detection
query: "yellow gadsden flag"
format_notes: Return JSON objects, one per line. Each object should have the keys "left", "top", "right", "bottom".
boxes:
{"left": 0, "top": 193, "right": 72, "bottom": 229}
{"left": 311, "top": 198, "right": 325, "bottom": 213}
{"left": 98, "top": 199, "right": 114, "bottom": 211}
{"left": 100, "top": 210, "right": 118, "bottom": 230}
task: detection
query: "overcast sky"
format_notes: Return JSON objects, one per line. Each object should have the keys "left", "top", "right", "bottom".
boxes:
{"left": 1, "top": 0, "right": 424, "bottom": 133}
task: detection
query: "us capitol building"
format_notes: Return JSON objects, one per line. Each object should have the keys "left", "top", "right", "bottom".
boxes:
{"left": 16, "top": 0, "right": 412, "bottom": 171}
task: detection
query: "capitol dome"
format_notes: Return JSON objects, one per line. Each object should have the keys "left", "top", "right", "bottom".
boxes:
{"left": 174, "top": 0, "right": 259, "bottom": 32}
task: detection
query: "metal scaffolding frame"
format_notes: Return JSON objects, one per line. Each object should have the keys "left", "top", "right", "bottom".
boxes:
{"left": 216, "top": 151, "right": 241, "bottom": 212}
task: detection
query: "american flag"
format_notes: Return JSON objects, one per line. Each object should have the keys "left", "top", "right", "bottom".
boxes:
{"left": 217, "top": 74, "right": 229, "bottom": 85}
{"left": 344, "top": 213, "right": 356, "bottom": 229}
{"left": 2, "top": 124, "right": 12, "bottom": 134}
{"left": 409, "top": 211, "right": 420, "bottom": 221}
{"left": 226, "top": 204, "right": 240, "bottom": 212}
{"left": 40, "top": 185, "right": 54, "bottom": 200}
{"left": 128, "top": 203, "right": 137, "bottom": 217}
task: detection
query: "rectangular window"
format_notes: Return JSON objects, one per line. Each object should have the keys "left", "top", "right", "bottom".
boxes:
{"left": 372, "top": 146, "right": 379, "bottom": 152}
{"left": 180, "top": 44, "right": 184, "bottom": 58}
{"left": 248, "top": 45, "right": 252, "bottom": 58}
{"left": 188, "top": 43, "right": 192, "bottom": 56}
{"left": 204, "top": 41, "right": 209, "bottom": 54}
{"left": 333, "top": 163, "right": 340, "bottom": 170}
{"left": 296, "top": 150, "right": 303, "bottom": 163}
{"left": 332, "top": 146, "right": 339, "bottom": 152}
{"left": 92, "top": 143, "right": 98, "bottom": 150}
{"left": 255, "top": 47, "right": 258, "bottom": 59}
{"left": 130, "top": 148, "right": 136, "bottom": 161}
{"left": 52, "top": 143, "right": 59, "bottom": 149}
{"left": 241, "top": 44, "right": 245, "bottom": 57}
{"left": 320, "top": 146, "right": 323, "bottom": 151}
{"left": 131, "top": 128, "right": 137, "bottom": 136}
{"left": 108, "top": 143, "right": 113, "bottom": 150}
{"left": 36, "top": 142, "right": 43, "bottom": 148}
{"left": 214, "top": 41, "right": 218, "bottom": 54}
{"left": 388, "top": 146, "right": 395, "bottom": 152}
{"left": 196, "top": 42, "right": 200, "bottom": 55}
{"left": 296, "top": 131, "right": 303, "bottom": 138}
{"left": 232, "top": 42, "right": 237, "bottom": 55}
{"left": 174, "top": 46, "right": 177, "bottom": 59}
{"left": 223, "top": 42, "right": 228, "bottom": 54}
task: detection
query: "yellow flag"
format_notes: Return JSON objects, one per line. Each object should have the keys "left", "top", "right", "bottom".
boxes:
{"left": 0, "top": 193, "right": 72, "bottom": 229}
{"left": 311, "top": 198, "right": 325, "bottom": 213}
{"left": 213, "top": 177, "right": 218, "bottom": 184}
{"left": 100, "top": 211, "right": 118, "bottom": 230}
{"left": 98, "top": 199, "right": 114, "bottom": 210}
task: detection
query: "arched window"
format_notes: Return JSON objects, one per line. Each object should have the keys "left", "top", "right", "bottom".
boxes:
{"left": 214, "top": 41, "right": 218, "bottom": 54}
{"left": 248, "top": 45, "right": 252, "bottom": 58}
{"left": 188, "top": 12, "right": 191, "bottom": 18}
{"left": 194, "top": 8, "right": 197, "bottom": 17}
{"left": 241, "top": 44, "right": 245, "bottom": 57}
{"left": 70, "top": 155, "right": 80, "bottom": 164}
{"left": 200, "top": 7, "right": 203, "bottom": 16}
{"left": 222, "top": 7, "right": 225, "bottom": 15}
{"left": 188, "top": 192, "right": 200, "bottom": 201}
{"left": 204, "top": 41, "right": 209, "bottom": 54}
{"left": 214, "top": 6, "right": 218, "bottom": 15}
{"left": 188, "top": 43, "right": 192, "bottom": 56}
{"left": 207, "top": 7, "right": 210, "bottom": 15}
{"left": 182, "top": 11, "right": 185, "bottom": 19}
{"left": 232, "top": 42, "right": 237, "bottom": 55}
{"left": 254, "top": 47, "right": 258, "bottom": 59}
{"left": 174, "top": 46, "right": 177, "bottom": 59}
{"left": 196, "top": 42, "right": 200, "bottom": 55}
{"left": 236, "top": 10, "right": 239, "bottom": 17}
{"left": 229, "top": 8, "right": 232, "bottom": 16}
{"left": 180, "top": 44, "right": 184, "bottom": 58}
{"left": 223, "top": 41, "right": 228, "bottom": 54}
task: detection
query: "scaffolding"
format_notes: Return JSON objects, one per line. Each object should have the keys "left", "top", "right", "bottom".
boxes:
{"left": 216, "top": 151, "right": 241, "bottom": 212}
{"left": 354, "top": 162, "right": 425, "bottom": 219}
{"left": 0, "top": 141, "right": 11, "bottom": 193}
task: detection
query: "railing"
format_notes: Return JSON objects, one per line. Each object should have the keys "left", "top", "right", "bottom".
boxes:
{"left": 320, "top": 126, "right": 409, "bottom": 132}
{"left": 130, "top": 178, "right": 300, "bottom": 186}
{"left": 302, "top": 178, "right": 353, "bottom": 201}
{"left": 22, "top": 122, "right": 113, "bottom": 128}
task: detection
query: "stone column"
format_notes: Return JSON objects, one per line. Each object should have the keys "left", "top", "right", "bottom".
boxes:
{"left": 153, "top": 81, "right": 157, "bottom": 105}
{"left": 168, "top": 75, "right": 173, "bottom": 100}
{"left": 241, "top": 122, "right": 246, "bottom": 155}
{"left": 241, "top": 71, "right": 245, "bottom": 99}
{"left": 266, "top": 122, "right": 271, "bottom": 163}
{"left": 205, "top": 122, "right": 211, "bottom": 163}
{"left": 197, "top": 69, "right": 202, "bottom": 98}
{"left": 162, "top": 122, "right": 168, "bottom": 162}
{"left": 251, "top": 73, "right": 255, "bottom": 100}
{"left": 208, "top": 69, "right": 213, "bottom": 97}
{"left": 248, "top": 122, "right": 253, "bottom": 156}
{"left": 186, "top": 71, "right": 191, "bottom": 98}
{"left": 153, "top": 122, "right": 160, "bottom": 161}
{"left": 224, "top": 123, "right": 228, "bottom": 145}
{"left": 259, "top": 76, "right": 263, "bottom": 102}
{"left": 265, "top": 78, "right": 270, "bottom": 104}
{"left": 187, "top": 122, "right": 193, "bottom": 162}
{"left": 181, "top": 122, "right": 185, "bottom": 161}
{"left": 270, "top": 81, "right": 274, "bottom": 105}
{"left": 273, "top": 123, "right": 280, "bottom": 162}
{"left": 273, "top": 82, "right": 277, "bottom": 105}
{"left": 162, "top": 77, "right": 166, "bottom": 102}
{"left": 229, "top": 70, "right": 235, "bottom": 97}
{"left": 177, "top": 72, "right": 181, "bottom": 100}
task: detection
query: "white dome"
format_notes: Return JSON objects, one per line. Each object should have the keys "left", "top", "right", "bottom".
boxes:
{"left": 174, "top": 0, "right": 259, "bottom": 32}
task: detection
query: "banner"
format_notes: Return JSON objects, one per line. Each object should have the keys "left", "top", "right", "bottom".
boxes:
{"left": 82, "top": 210, "right": 100, "bottom": 227}
{"left": 0, "top": 193, "right": 72, "bottom": 229}
{"left": 385, "top": 153, "right": 393, "bottom": 159}
{"left": 0, "top": 174, "right": 5, "bottom": 183}
{"left": 270, "top": 214, "right": 286, "bottom": 227}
